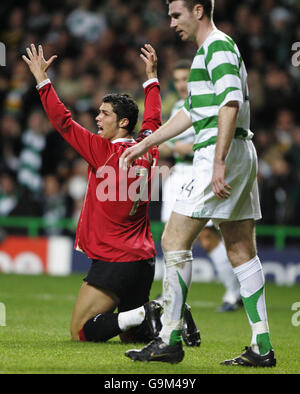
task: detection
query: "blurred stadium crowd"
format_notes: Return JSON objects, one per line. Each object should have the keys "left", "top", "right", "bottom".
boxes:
{"left": 0, "top": 0, "right": 300, "bottom": 235}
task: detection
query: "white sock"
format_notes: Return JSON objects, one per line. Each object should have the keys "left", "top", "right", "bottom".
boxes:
{"left": 233, "top": 256, "right": 272, "bottom": 355}
{"left": 117, "top": 306, "right": 145, "bottom": 332}
{"left": 160, "top": 250, "right": 193, "bottom": 346}
{"left": 209, "top": 242, "right": 240, "bottom": 304}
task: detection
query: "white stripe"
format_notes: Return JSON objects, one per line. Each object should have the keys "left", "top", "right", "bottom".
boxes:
{"left": 194, "top": 128, "right": 218, "bottom": 144}
{"left": 214, "top": 74, "right": 242, "bottom": 96}
{"left": 192, "top": 54, "right": 206, "bottom": 69}
{"left": 191, "top": 105, "right": 219, "bottom": 118}
{"left": 219, "top": 90, "right": 244, "bottom": 108}
{"left": 207, "top": 50, "right": 240, "bottom": 73}
{"left": 47, "top": 236, "right": 72, "bottom": 276}
{"left": 142, "top": 78, "right": 159, "bottom": 88}
{"left": 188, "top": 80, "right": 213, "bottom": 96}
{"left": 111, "top": 138, "right": 135, "bottom": 144}
{"left": 252, "top": 321, "right": 269, "bottom": 336}
{"left": 36, "top": 78, "right": 51, "bottom": 90}
{"left": 202, "top": 29, "right": 224, "bottom": 49}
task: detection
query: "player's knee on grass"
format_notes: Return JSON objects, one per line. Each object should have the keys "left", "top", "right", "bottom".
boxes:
{"left": 79, "top": 313, "right": 121, "bottom": 342}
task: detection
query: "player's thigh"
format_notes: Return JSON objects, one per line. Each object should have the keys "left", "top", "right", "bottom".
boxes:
{"left": 70, "top": 282, "right": 119, "bottom": 338}
{"left": 162, "top": 211, "right": 208, "bottom": 251}
{"left": 219, "top": 219, "right": 257, "bottom": 267}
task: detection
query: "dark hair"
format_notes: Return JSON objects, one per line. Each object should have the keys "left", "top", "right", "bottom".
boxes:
{"left": 166, "top": 0, "right": 214, "bottom": 19}
{"left": 173, "top": 59, "right": 192, "bottom": 71}
{"left": 102, "top": 93, "right": 139, "bottom": 135}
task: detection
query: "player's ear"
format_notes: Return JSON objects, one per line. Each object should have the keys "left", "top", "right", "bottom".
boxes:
{"left": 119, "top": 118, "right": 129, "bottom": 129}
{"left": 193, "top": 4, "right": 204, "bottom": 20}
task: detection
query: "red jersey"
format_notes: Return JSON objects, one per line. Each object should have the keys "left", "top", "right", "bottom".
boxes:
{"left": 38, "top": 80, "right": 161, "bottom": 262}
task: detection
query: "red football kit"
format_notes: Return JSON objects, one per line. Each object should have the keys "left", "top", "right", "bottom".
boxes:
{"left": 38, "top": 79, "right": 161, "bottom": 262}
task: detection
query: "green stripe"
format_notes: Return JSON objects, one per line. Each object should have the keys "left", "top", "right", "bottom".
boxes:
{"left": 257, "top": 333, "right": 273, "bottom": 355}
{"left": 193, "top": 116, "right": 218, "bottom": 134}
{"left": 192, "top": 127, "right": 249, "bottom": 151}
{"left": 189, "top": 68, "right": 210, "bottom": 82}
{"left": 191, "top": 93, "right": 217, "bottom": 108}
{"left": 205, "top": 40, "right": 237, "bottom": 66}
{"left": 211, "top": 63, "right": 240, "bottom": 84}
{"left": 193, "top": 136, "right": 217, "bottom": 151}
{"left": 169, "top": 330, "right": 182, "bottom": 346}
{"left": 177, "top": 271, "right": 188, "bottom": 319}
{"left": 242, "top": 286, "right": 264, "bottom": 324}
{"left": 184, "top": 97, "right": 190, "bottom": 111}
{"left": 196, "top": 47, "right": 205, "bottom": 56}
{"left": 190, "top": 86, "right": 240, "bottom": 109}
{"left": 216, "top": 86, "right": 240, "bottom": 105}
{"left": 236, "top": 127, "right": 249, "bottom": 138}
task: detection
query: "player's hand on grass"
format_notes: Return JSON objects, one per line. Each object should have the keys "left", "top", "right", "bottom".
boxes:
{"left": 212, "top": 160, "right": 232, "bottom": 199}
{"left": 140, "top": 44, "right": 157, "bottom": 80}
{"left": 22, "top": 44, "right": 57, "bottom": 85}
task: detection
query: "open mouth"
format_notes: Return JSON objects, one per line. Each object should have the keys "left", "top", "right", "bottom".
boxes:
{"left": 97, "top": 125, "right": 104, "bottom": 135}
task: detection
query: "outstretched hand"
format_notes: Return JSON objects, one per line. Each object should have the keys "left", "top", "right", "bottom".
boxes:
{"left": 140, "top": 44, "right": 157, "bottom": 80}
{"left": 22, "top": 44, "right": 57, "bottom": 84}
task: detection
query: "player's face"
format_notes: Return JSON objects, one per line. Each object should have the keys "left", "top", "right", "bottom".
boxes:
{"left": 168, "top": 0, "right": 198, "bottom": 42}
{"left": 96, "top": 103, "right": 119, "bottom": 140}
{"left": 173, "top": 68, "right": 189, "bottom": 99}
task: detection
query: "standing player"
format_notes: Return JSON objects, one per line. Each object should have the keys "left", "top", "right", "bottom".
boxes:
{"left": 22, "top": 43, "right": 164, "bottom": 344}
{"left": 120, "top": 0, "right": 276, "bottom": 367}
{"left": 160, "top": 59, "right": 195, "bottom": 224}
{"left": 160, "top": 59, "right": 241, "bottom": 312}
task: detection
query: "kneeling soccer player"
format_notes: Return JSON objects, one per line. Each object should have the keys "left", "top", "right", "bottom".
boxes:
{"left": 22, "top": 43, "right": 200, "bottom": 345}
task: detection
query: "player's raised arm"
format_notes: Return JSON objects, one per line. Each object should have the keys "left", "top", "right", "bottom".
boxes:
{"left": 138, "top": 44, "right": 162, "bottom": 136}
{"left": 22, "top": 44, "right": 109, "bottom": 169}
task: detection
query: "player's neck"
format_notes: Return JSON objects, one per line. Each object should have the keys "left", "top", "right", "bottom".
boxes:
{"left": 110, "top": 130, "right": 132, "bottom": 142}
{"left": 195, "top": 20, "right": 216, "bottom": 49}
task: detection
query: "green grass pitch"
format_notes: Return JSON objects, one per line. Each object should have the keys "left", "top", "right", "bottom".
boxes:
{"left": 0, "top": 273, "right": 299, "bottom": 374}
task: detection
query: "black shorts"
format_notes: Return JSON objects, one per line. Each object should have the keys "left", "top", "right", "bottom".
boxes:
{"left": 84, "top": 258, "right": 155, "bottom": 313}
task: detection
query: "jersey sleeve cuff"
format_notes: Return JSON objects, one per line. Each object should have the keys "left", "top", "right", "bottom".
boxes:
{"left": 143, "top": 78, "right": 159, "bottom": 89}
{"left": 36, "top": 78, "right": 51, "bottom": 90}
{"left": 182, "top": 105, "right": 191, "bottom": 118}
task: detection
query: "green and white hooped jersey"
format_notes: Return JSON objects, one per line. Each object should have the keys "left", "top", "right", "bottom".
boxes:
{"left": 183, "top": 29, "right": 253, "bottom": 151}
{"left": 168, "top": 99, "right": 195, "bottom": 164}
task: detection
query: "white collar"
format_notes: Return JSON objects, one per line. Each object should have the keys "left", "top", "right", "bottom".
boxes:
{"left": 111, "top": 138, "right": 135, "bottom": 144}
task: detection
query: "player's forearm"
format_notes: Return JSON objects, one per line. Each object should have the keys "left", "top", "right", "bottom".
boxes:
{"left": 33, "top": 71, "right": 48, "bottom": 85}
{"left": 143, "top": 108, "right": 192, "bottom": 149}
{"left": 214, "top": 103, "right": 239, "bottom": 164}
{"left": 141, "top": 80, "right": 161, "bottom": 132}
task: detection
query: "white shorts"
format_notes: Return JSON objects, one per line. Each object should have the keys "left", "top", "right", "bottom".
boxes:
{"left": 173, "top": 139, "right": 262, "bottom": 227}
{"left": 161, "top": 163, "right": 194, "bottom": 223}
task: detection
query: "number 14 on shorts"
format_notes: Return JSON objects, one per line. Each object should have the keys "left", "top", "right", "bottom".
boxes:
{"left": 181, "top": 179, "right": 195, "bottom": 198}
